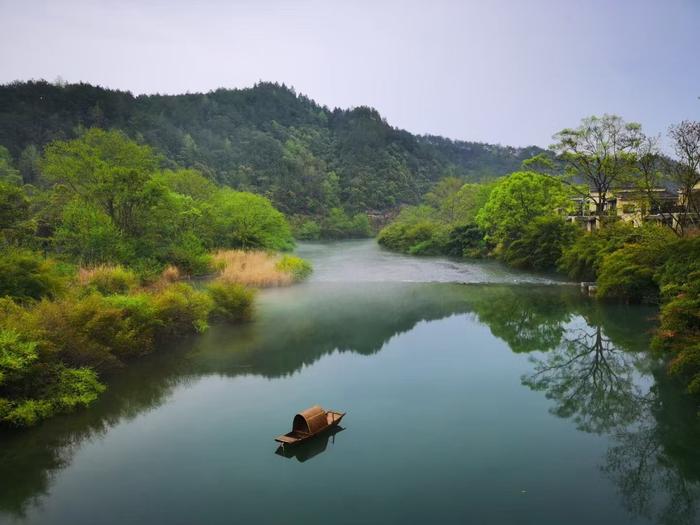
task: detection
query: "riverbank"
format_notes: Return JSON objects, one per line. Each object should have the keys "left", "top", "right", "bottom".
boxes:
{"left": 0, "top": 251, "right": 312, "bottom": 428}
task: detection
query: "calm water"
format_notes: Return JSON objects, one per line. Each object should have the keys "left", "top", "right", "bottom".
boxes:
{"left": 1, "top": 240, "right": 699, "bottom": 525}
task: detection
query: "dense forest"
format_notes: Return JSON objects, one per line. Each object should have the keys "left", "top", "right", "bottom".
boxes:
{"left": 0, "top": 80, "right": 544, "bottom": 219}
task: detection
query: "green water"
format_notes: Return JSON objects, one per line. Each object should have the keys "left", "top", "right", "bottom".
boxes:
{"left": 1, "top": 240, "right": 699, "bottom": 525}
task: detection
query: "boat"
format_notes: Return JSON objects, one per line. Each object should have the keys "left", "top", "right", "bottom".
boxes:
{"left": 275, "top": 426, "right": 345, "bottom": 462}
{"left": 274, "top": 405, "right": 346, "bottom": 446}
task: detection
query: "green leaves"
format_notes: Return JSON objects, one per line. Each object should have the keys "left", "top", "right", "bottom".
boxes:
{"left": 476, "top": 171, "right": 573, "bottom": 245}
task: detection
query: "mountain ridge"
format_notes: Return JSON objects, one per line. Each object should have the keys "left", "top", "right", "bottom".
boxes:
{"left": 0, "top": 80, "right": 545, "bottom": 214}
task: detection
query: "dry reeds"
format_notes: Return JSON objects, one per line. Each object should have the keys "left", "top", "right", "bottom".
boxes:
{"left": 212, "top": 249, "right": 293, "bottom": 287}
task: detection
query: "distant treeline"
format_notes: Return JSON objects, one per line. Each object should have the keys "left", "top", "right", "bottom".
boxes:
{"left": 0, "top": 80, "right": 545, "bottom": 217}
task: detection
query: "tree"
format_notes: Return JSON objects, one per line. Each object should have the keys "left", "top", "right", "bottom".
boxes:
{"left": 18, "top": 145, "right": 42, "bottom": 185}
{"left": 668, "top": 121, "right": 700, "bottom": 231}
{"left": 42, "top": 129, "right": 161, "bottom": 235}
{"left": 209, "top": 189, "right": 294, "bottom": 251}
{"left": 551, "top": 115, "right": 645, "bottom": 218}
{"left": 0, "top": 146, "right": 20, "bottom": 184}
{"left": 476, "top": 171, "right": 572, "bottom": 245}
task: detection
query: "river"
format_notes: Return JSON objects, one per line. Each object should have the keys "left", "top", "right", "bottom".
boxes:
{"left": 1, "top": 240, "right": 698, "bottom": 525}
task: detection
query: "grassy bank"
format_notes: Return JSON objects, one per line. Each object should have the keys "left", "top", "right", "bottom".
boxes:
{"left": 0, "top": 251, "right": 314, "bottom": 428}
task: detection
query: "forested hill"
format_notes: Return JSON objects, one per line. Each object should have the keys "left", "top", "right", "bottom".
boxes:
{"left": 0, "top": 80, "right": 544, "bottom": 215}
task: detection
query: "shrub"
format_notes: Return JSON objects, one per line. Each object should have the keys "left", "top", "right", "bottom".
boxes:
{"left": 78, "top": 265, "right": 139, "bottom": 295}
{"left": 294, "top": 219, "right": 321, "bottom": 240}
{"left": 653, "top": 273, "right": 700, "bottom": 393}
{"left": 151, "top": 283, "right": 213, "bottom": 337}
{"left": 0, "top": 364, "right": 104, "bottom": 427}
{"left": 445, "top": 224, "right": 491, "bottom": 258}
{"left": 559, "top": 222, "right": 674, "bottom": 281}
{"left": 207, "top": 281, "right": 255, "bottom": 322}
{"left": 275, "top": 255, "right": 313, "bottom": 282}
{"left": 378, "top": 207, "right": 447, "bottom": 254}
{"left": 595, "top": 228, "right": 675, "bottom": 303}
{"left": 0, "top": 250, "right": 67, "bottom": 301}
{"left": 596, "top": 245, "right": 661, "bottom": 303}
{"left": 54, "top": 199, "right": 133, "bottom": 264}
{"left": 28, "top": 293, "right": 155, "bottom": 371}
{"left": 502, "top": 216, "right": 579, "bottom": 271}
{"left": 0, "top": 329, "right": 38, "bottom": 386}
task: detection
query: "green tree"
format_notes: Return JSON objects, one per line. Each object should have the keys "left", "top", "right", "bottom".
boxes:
{"left": 54, "top": 200, "right": 131, "bottom": 264}
{"left": 551, "top": 115, "right": 644, "bottom": 217}
{"left": 476, "top": 171, "right": 572, "bottom": 245}
{"left": 209, "top": 189, "right": 294, "bottom": 251}
{"left": 42, "top": 129, "right": 161, "bottom": 235}
{"left": 503, "top": 216, "right": 580, "bottom": 271}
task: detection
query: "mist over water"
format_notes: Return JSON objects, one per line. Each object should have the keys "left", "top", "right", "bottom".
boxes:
{"left": 0, "top": 240, "right": 698, "bottom": 525}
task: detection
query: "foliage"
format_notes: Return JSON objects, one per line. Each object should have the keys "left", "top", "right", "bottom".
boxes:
{"left": 78, "top": 265, "right": 139, "bottom": 295}
{"left": 0, "top": 364, "right": 104, "bottom": 427}
{"left": 318, "top": 208, "right": 371, "bottom": 239}
{"left": 444, "top": 223, "right": 492, "bottom": 258}
{"left": 559, "top": 222, "right": 669, "bottom": 282}
{"left": 150, "top": 283, "right": 213, "bottom": 337}
{"left": 0, "top": 81, "right": 547, "bottom": 215}
{"left": 596, "top": 244, "right": 666, "bottom": 303}
{"left": 476, "top": 171, "right": 572, "bottom": 245}
{"left": 377, "top": 206, "right": 449, "bottom": 255}
{"left": 293, "top": 219, "right": 322, "bottom": 240}
{"left": 55, "top": 198, "right": 133, "bottom": 264}
{"left": 206, "top": 281, "right": 255, "bottom": 323}
{"left": 551, "top": 114, "right": 644, "bottom": 216}
{"left": 502, "top": 216, "right": 579, "bottom": 271}
{"left": 0, "top": 250, "right": 67, "bottom": 301}
{"left": 653, "top": 237, "right": 700, "bottom": 394}
{"left": 209, "top": 189, "right": 294, "bottom": 251}
{"left": 275, "top": 255, "right": 313, "bottom": 282}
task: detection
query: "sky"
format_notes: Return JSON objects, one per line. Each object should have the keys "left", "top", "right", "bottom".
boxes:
{"left": 0, "top": 0, "right": 698, "bottom": 148}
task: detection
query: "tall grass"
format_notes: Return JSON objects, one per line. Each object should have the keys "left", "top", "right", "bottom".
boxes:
{"left": 212, "top": 250, "right": 295, "bottom": 287}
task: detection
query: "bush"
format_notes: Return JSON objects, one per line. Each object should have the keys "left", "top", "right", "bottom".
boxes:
{"left": 294, "top": 219, "right": 321, "bottom": 240}
{"left": 595, "top": 227, "right": 676, "bottom": 303}
{"left": 0, "top": 364, "right": 104, "bottom": 427}
{"left": 445, "top": 224, "right": 491, "bottom": 258}
{"left": 654, "top": 273, "right": 700, "bottom": 393}
{"left": 320, "top": 208, "right": 371, "bottom": 239}
{"left": 207, "top": 281, "right": 255, "bottom": 322}
{"left": 377, "top": 206, "right": 448, "bottom": 254}
{"left": 0, "top": 250, "right": 67, "bottom": 301}
{"left": 276, "top": 255, "right": 313, "bottom": 282}
{"left": 559, "top": 222, "right": 674, "bottom": 281}
{"left": 502, "top": 216, "right": 579, "bottom": 271}
{"left": 151, "top": 283, "right": 213, "bottom": 337}
{"left": 78, "top": 265, "right": 139, "bottom": 295}
{"left": 54, "top": 199, "right": 133, "bottom": 264}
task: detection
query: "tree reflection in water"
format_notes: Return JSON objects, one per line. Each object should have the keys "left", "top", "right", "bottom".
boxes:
{"left": 521, "top": 303, "right": 700, "bottom": 524}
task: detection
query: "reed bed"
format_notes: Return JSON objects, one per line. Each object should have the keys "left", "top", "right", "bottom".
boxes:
{"left": 212, "top": 250, "right": 294, "bottom": 287}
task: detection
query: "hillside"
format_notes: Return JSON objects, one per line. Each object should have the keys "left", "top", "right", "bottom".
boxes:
{"left": 0, "top": 80, "right": 545, "bottom": 215}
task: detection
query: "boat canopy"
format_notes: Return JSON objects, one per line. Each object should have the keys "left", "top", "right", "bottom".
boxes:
{"left": 292, "top": 406, "right": 327, "bottom": 434}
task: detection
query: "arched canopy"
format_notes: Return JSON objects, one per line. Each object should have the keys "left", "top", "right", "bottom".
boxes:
{"left": 292, "top": 405, "right": 327, "bottom": 434}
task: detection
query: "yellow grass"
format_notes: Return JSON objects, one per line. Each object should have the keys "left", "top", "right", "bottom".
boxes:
{"left": 212, "top": 250, "right": 293, "bottom": 287}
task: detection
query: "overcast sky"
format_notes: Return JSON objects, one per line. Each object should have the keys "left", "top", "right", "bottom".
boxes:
{"left": 1, "top": 0, "right": 698, "bottom": 147}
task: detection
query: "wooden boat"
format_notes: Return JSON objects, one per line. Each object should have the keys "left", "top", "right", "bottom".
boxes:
{"left": 274, "top": 405, "right": 345, "bottom": 446}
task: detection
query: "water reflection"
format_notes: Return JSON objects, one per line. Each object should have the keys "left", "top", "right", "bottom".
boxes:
{"left": 521, "top": 308, "right": 700, "bottom": 524}
{"left": 0, "top": 282, "right": 698, "bottom": 524}
{"left": 275, "top": 427, "right": 345, "bottom": 463}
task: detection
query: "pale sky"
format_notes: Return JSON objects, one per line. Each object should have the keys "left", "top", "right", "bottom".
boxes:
{"left": 1, "top": 0, "right": 698, "bottom": 147}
